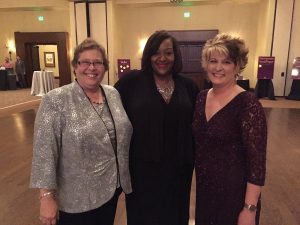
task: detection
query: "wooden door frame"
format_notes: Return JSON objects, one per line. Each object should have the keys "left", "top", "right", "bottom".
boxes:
{"left": 167, "top": 30, "right": 218, "bottom": 90}
{"left": 14, "top": 32, "right": 71, "bottom": 87}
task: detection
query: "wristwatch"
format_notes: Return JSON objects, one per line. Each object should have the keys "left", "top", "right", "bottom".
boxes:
{"left": 244, "top": 203, "right": 257, "bottom": 212}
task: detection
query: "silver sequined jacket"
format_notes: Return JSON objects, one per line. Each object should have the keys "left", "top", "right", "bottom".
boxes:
{"left": 30, "top": 81, "right": 133, "bottom": 213}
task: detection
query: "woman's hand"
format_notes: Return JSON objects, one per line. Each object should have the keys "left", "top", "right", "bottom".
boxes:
{"left": 237, "top": 208, "right": 256, "bottom": 225}
{"left": 40, "top": 196, "right": 58, "bottom": 225}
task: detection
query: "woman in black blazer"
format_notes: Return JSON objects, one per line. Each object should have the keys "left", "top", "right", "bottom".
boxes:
{"left": 115, "top": 30, "right": 199, "bottom": 225}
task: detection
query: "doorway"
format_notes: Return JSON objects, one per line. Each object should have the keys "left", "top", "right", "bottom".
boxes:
{"left": 30, "top": 45, "right": 41, "bottom": 72}
{"left": 168, "top": 30, "right": 218, "bottom": 90}
{"left": 14, "top": 32, "right": 71, "bottom": 87}
{"left": 179, "top": 42, "right": 206, "bottom": 90}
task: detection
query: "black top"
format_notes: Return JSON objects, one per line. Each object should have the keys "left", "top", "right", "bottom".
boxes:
{"left": 115, "top": 70, "right": 199, "bottom": 165}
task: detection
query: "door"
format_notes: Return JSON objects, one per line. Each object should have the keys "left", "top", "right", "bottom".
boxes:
{"left": 179, "top": 42, "right": 206, "bottom": 90}
{"left": 25, "top": 44, "right": 41, "bottom": 86}
{"left": 31, "top": 45, "right": 41, "bottom": 72}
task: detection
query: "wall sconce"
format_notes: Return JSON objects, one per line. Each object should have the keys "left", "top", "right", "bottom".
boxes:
{"left": 6, "top": 40, "right": 16, "bottom": 60}
{"left": 5, "top": 47, "right": 12, "bottom": 60}
{"left": 138, "top": 38, "right": 147, "bottom": 55}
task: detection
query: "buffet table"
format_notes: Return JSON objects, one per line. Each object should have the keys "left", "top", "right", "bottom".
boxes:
{"left": 31, "top": 71, "right": 55, "bottom": 96}
{"left": 0, "top": 70, "right": 17, "bottom": 90}
{"left": 254, "top": 79, "right": 275, "bottom": 100}
{"left": 0, "top": 70, "right": 8, "bottom": 90}
{"left": 287, "top": 80, "right": 300, "bottom": 100}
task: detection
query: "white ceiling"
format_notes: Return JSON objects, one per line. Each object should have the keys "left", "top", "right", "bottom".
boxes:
{"left": 0, "top": 0, "right": 69, "bottom": 11}
{"left": 113, "top": 0, "right": 261, "bottom": 4}
{"left": 0, "top": 0, "right": 261, "bottom": 11}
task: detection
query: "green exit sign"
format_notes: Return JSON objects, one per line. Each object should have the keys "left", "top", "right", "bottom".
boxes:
{"left": 38, "top": 16, "right": 44, "bottom": 21}
{"left": 184, "top": 12, "right": 191, "bottom": 18}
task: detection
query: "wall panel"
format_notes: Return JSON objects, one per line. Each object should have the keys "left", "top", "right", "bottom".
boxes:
{"left": 272, "top": 0, "right": 294, "bottom": 96}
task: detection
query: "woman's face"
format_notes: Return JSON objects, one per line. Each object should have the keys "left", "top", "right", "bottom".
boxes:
{"left": 151, "top": 38, "right": 175, "bottom": 78}
{"left": 74, "top": 49, "right": 105, "bottom": 91}
{"left": 206, "top": 51, "right": 239, "bottom": 87}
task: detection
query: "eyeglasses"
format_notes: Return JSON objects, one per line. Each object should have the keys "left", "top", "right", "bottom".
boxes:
{"left": 77, "top": 60, "right": 104, "bottom": 68}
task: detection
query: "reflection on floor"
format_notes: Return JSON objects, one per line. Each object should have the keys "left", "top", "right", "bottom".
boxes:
{"left": 0, "top": 101, "right": 300, "bottom": 225}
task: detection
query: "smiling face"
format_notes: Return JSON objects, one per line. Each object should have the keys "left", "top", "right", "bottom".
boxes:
{"left": 206, "top": 51, "right": 239, "bottom": 88}
{"left": 151, "top": 38, "right": 175, "bottom": 79}
{"left": 74, "top": 49, "right": 105, "bottom": 92}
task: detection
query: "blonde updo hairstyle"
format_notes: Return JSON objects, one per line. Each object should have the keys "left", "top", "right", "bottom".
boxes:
{"left": 201, "top": 33, "right": 249, "bottom": 73}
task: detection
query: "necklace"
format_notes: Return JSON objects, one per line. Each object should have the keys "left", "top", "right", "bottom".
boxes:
{"left": 87, "top": 91, "right": 104, "bottom": 105}
{"left": 156, "top": 79, "right": 174, "bottom": 103}
{"left": 78, "top": 82, "right": 117, "bottom": 155}
{"left": 77, "top": 81, "right": 105, "bottom": 114}
{"left": 89, "top": 95, "right": 105, "bottom": 106}
{"left": 88, "top": 94, "right": 106, "bottom": 116}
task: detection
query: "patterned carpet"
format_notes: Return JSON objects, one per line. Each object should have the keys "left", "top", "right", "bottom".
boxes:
{"left": 0, "top": 88, "right": 41, "bottom": 109}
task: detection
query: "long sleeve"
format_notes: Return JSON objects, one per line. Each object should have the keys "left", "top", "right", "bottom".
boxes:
{"left": 241, "top": 95, "right": 267, "bottom": 186}
{"left": 30, "top": 82, "right": 132, "bottom": 213}
{"left": 30, "top": 94, "right": 62, "bottom": 189}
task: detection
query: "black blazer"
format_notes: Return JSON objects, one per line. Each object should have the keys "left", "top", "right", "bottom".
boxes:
{"left": 115, "top": 70, "right": 199, "bottom": 165}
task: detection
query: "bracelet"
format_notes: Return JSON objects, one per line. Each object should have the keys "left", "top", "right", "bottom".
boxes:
{"left": 40, "top": 191, "right": 55, "bottom": 200}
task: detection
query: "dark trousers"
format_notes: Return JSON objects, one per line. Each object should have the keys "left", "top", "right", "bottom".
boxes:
{"left": 57, "top": 188, "right": 121, "bottom": 225}
{"left": 17, "top": 73, "right": 26, "bottom": 88}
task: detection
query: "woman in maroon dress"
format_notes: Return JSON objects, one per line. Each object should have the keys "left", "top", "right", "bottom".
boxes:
{"left": 192, "top": 33, "right": 267, "bottom": 225}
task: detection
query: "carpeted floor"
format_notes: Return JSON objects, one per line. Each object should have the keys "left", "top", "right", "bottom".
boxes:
{"left": 0, "top": 88, "right": 41, "bottom": 109}
{"left": 260, "top": 97, "right": 300, "bottom": 108}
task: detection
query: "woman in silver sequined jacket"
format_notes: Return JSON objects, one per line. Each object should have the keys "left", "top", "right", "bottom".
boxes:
{"left": 30, "top": 38, "right": 133, "bottom": 225}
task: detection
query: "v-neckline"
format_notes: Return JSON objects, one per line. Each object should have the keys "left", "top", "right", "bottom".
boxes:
{"left": 205, "top": 91, "right": 246, "bottom": 123}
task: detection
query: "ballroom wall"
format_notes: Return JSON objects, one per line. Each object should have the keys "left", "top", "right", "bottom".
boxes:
{"left": 111, "top": 0, "right": 273, "bottom": 87}
{"left": 0, "top": 8, "right": 71, "bottom": 70}
{"left": 1, "top": 0, "right": 298, "bottom": 94}
{"left": 286, "top": 0, "right": 300, "bottom": 94}
{"left": 70, "top": 2, "right": 109, "bottom": 84}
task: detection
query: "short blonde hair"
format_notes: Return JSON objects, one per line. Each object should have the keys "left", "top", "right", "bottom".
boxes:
{"left": 201, "top": 33, "right": 248, "bottom": 72}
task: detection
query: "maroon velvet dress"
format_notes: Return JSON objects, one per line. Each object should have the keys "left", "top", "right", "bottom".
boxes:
{"left": 192, "top": 90, "right": 267, "bottom": 225}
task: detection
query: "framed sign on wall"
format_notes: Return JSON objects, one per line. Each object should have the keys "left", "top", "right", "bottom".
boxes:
{"left": 117, "top": 59, "right": 131, "bottom": 79}
{"left": 44, "top": 52, "right": 55, "bottom": 67}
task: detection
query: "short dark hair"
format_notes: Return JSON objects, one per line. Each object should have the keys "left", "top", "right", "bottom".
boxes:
{"left": 141, "top": 30, "right": 182, "bottom": 75}
{"left": 71, "top": 38, "right": 109, "bottom": 71}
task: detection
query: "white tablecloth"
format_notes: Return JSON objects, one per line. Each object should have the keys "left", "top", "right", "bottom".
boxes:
{"left": 31, "top": 71, "right": 55, "bottom": 96}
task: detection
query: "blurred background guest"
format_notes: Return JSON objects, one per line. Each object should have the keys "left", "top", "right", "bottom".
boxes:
{"left": 15, "top": 55, "right": 27, "bottom": 88}
{"left": 2, "top": 57, "right": 14, "bottom": 74}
